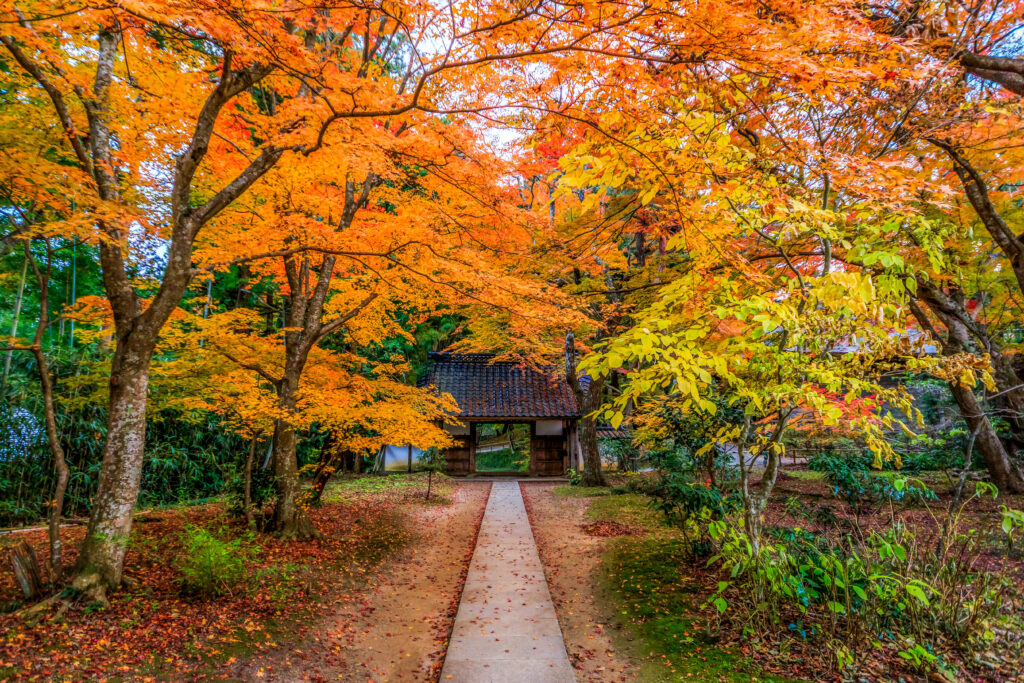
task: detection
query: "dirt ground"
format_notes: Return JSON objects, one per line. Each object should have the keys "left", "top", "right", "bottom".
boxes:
{"left": 520, "top": 482, "right": 644, "bottom": 682}
{"left": 234, "top": 480, "right": 491, "bottom": 682}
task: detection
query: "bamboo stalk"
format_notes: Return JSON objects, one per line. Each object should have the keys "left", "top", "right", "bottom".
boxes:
{"left": 1, "top": 254, "right": 28, "bottom": 392}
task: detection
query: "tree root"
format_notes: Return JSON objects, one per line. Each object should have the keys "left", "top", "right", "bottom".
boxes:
{"left": 71, "top": 571, "right": 109, "bottom": 608}
{"left": 16, "top": 570, "right": 126, "bottom": 623}
{"left": 17, "top": 592, "right": 62, "bottom": 622}
{"left": 276, "top": 513, "right": 323, "bottom": 540}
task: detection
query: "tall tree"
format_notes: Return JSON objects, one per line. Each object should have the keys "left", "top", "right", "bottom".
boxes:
{"left": 0, "top": 0, "right": 627, "bottom": 598}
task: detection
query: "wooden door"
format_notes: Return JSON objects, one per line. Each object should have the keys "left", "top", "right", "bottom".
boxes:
{"left": 530, "top": 423, "right": 567, "bottom": 476}
{"left": 444, "top": 435, "right": 472, "bottom": 475}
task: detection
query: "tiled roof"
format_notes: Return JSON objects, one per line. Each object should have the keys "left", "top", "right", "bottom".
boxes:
{"left": 596, "top": 426, "right": 632, "bottom": 440}
{"left": 419, "top": 353, "right": 580, "bottom": 419}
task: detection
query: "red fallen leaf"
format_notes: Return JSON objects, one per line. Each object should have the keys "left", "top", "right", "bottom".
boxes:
{"left": 579, "top": 521, "right": 644, "bottom": 537}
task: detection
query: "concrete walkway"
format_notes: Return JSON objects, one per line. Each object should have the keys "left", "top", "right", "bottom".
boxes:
{"left": 440, "top": 482, "right": 576, "bottom": 682}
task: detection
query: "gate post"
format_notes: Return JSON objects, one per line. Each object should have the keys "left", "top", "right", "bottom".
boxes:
{"left": 469, "top": 422, "right": 477, "bottom": 474}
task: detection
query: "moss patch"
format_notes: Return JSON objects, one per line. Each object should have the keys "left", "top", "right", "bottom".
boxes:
{"left": 590, "top": 493, "right": 804, "bottom": 682}
{"left": 553, "top": 484, "right": 612, "bottom": 498}
{"left": 324, "top": 473, "right": 453, "bottom": 505}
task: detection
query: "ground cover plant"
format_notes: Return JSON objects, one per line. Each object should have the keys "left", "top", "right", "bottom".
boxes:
{"left": 0, "top": 474, "right": 469, "bottom": 680}
{"left": 561, "top": 460, "right": 1024, "bottom": 681}
{"left": 540, "top": 483, "right": 803, "bottom": 681}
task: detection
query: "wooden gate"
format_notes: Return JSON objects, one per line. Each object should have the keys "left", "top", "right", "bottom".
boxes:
{"left": 530, "top": 423, "right": 567, "bottom": 476}
{"left": 444, "top": 432, "right": 473, "bottom": 475}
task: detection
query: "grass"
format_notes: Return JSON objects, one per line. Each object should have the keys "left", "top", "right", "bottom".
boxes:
{"left": 783, "top": 469, "right": 825, "bottom": 481}
{"left": 554, "top": 484, "right": 612, "bottom": 498}
{"left": 323, "top": 472, "right": 454, "bottom": 504}
{"left": 474, "top": 447, "right": 529, "bottom": 472}
{"left": 570, "top": 488, "right": 803, "bottom": 682}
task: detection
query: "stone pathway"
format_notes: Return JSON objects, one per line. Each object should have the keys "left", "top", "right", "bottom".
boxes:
{"left": 440, "top": 481, "right": 576, "bottom": 682}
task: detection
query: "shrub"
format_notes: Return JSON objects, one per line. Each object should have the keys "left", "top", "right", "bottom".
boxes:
{"left": 646, "top": 472, "right": 739, "bottom": 560}
{"left": 648, "top": 472, "right": 738, "bottom": 525}
{"left": 421, "top": 447, "right": 447, "bottom": 500}
{"left": 808, "top": 451, "right": 873, "bottom": 475}
{"left": 566, "top": 467, "right": 583, "bottom": 486}
{"left": 811, "top": 454, "right": 936, "bottom": 519}
{"left": 706, "top": 519, "right": 1005, "bottom": 676}
{"left": 898, "top": 431, "right": 970, "bottom": 472}
{"left": 610, "top": 471, "right": 651, "bottom": 494}
{"left": 703, "top": 478, "right": 1008, "bottom": 677}
{"left": 178, "top": 524, "right": 259, "bottom": 597}
{"left": 636, "top": 392, "right": 743, "bottom": 485}
{"left": 599, "top": 436, "right": 644, "bottom": 472}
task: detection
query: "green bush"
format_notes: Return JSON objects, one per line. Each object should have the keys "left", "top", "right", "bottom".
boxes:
{"left": 808, "top": 451, "right": 872, "bottom": 474}
{"left": 811, "top": 453, "right": 936, "bottom": 514}
{"left": 648, "top": 472, "right": 739, "bottom": 525}
{"left": 897, "top": 431, "right": 971, "bottom": 472}
{"left": 610, "top": 471, "right": 651, "bottom": 494}
{"left": 178, "top": 524, "right": 259, "bottom": 597}
{"left": 707, "top": 519, "right": 1004, "bottom": 676}
{"left": 639, "top": 392, "right": 743, "bottom": 485}
{"left": 703, "top": 479, "right": 1007, "bottom": 677}
{"left": 566, "top": 467, "right": 583, "bottom": 486}
{"left": 645, "top": 473, "right": 740, "bottom": 560}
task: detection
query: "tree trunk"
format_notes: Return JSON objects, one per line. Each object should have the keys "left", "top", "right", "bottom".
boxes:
{"left": 939, "top": 143, "right": 1024, "bottom": 296}
{"left": 22, "top": 242, "right": 70, "bottom": 583}
{"left": 11, "top": 542, "right": 46, "bottom": 599}
{"left": 742, "top": 496, "right": 765, "bottom": 558}
{"left": 564, "top": 331, "right": 607, "bottom": 487}
{"left": 578, "top": 376, "right": 607, "bottom": 487}
{"left": 986, "top": 349, "right": 1024, "bottom": 447}
{"left": 73, "top": 346, "right": 153, "bottom": 601}
{"left": 918, "top": 281, "right": 1024, "bottom": 446}
{"left": 912, "top": 293, "right": 1024, "bottom": 493}
{"left": 737, "top": 413, "right": 786, "bottom": 557}
{"left": 271, "top": 377, "right": 318, "bottom": 538}
{"left": 307, "top": 437, "right": 342, "bottom": 505}
{"left": 244, "top": 435, "right": 257, "bottom": 525}
{"left": 34, "top": 345, "right": 69, "bottom": 582}
{"left": 948, "top": 381, "right": 1024, "bottom": 493}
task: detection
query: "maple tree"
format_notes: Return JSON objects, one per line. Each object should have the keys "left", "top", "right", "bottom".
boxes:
{"left": 187, "top": 110, "right": 569, "bottom": 535}
{"left": 0, "top": 98, "right": 77, "bottom": 580}
{"left": 1, "top": 0, "right": 667, "bottom": 595}
{"left": 1, "top": 240, "right": 71, "bottom": 582}
{"left": 498, "top": 0, "right": 1024, "bottom": 542}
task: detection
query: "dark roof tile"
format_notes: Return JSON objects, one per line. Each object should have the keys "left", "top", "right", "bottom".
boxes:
{"left": 419, "top": 353, "right": 579, "bottom": 419}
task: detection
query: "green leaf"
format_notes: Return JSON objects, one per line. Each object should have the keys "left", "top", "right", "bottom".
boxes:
{"left": 906, "top": 583, "right": 929, "bottom": 606}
